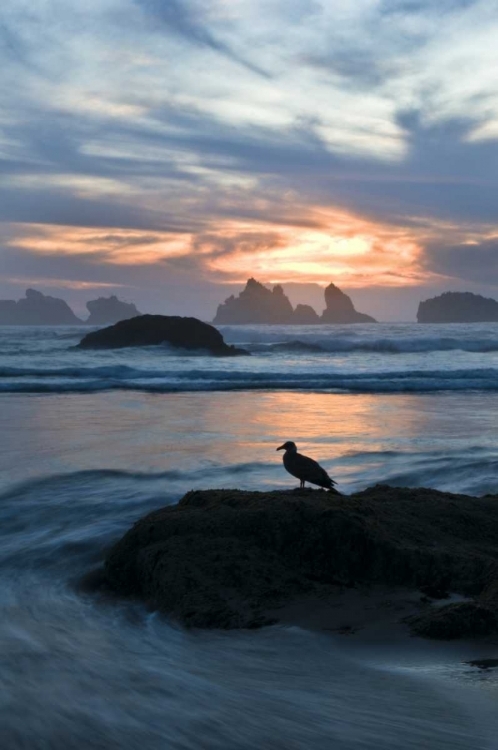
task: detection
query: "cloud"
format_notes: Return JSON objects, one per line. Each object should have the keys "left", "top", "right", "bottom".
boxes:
{"left": 423, "top": 237, "right": 498, "bottom": 286}
{"left": 1, "top": 0, "right": 498, "bottom": 319}
{"left": 133, "top": 0, "right": 270, "bottom": 77}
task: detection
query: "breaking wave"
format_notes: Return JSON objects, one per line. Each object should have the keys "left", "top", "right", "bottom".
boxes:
{"left": 238, "top": 335, "right": 498, "bottom": 355}
{"left": 2, "top": 366, "right": 498, "bottom": 394}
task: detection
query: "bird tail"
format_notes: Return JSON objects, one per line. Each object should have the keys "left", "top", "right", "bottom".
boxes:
{"left": 325, "top": 476, "right": 340, "bottom": 494}
{"left": 328, "top": 486, "right": 342, "bottom": 495}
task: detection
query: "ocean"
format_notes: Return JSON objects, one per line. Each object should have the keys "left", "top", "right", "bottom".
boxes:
{"left": 1, "top": 322, "right": 498, "bottom": 748}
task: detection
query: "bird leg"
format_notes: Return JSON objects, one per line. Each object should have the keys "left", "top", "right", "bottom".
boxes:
{"left": 300, "top": 479, "right": 305, "bottom": 489}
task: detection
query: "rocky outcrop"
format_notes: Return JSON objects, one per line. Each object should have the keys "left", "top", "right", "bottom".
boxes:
{"left": 321, "top": 284, "right": 376, "bottom": 324}
{"left": 214, "top": 278, "right": 376, "bottom": 325}
{"left": 104, "top": 485, "right": 498, "bottom": 634}
{"left": 406, "top": 602, "right": 498, "bottom": 639}
{"left": 0, "top": 288, "right": 82, "bottom": 325}
{"left": 417, "top": 291, "right": 498, "bottom": 323}
{"left": 292, "top": 304, "right": 320, "bottom": 324}
{"left": 77, "top": 314, "right": 248, "bottom": 356}
{"left": 86, "top": 295, "right": 140, "bottom": 326}
{"left": 213, "top": 278, "right": 295, "bottom": 324}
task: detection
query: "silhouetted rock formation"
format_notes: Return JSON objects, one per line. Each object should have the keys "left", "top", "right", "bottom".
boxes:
{"left": 417, "top": 291, "right": 498, "bottom": 323}
{"left": 213, "top": 278, "right": 376, "bottom": 324}
{"left": 78, "top": 314, "right": 248, "bottom": 356}
{"left": 321, "top": 283, "right": 376, "bottom": 324}
{"left": 104, "top": 484, "right": 498, "bottom": 634}
{"left": 0, "top": 288, "right": 82, "bottom": 325}
{"left": 86, "top": 295, "right": 140, "bottom": 326}
{"left": 292, "top": 304, "right": 320, "bottom": 324}
{"left": 214, "top": 278, "right": 294, "bottom": 324}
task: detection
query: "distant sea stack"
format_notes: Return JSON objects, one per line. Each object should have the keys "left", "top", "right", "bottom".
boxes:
{"left": 292, "top": 304, "right": 320, "bottom": 324}
{"left": 320, "top": 283, "right": 376, "bottom": 324}
{"left": 213, "top": 278, "right": 376, "bottom": 325}
{"left": 86, "top": 295, "right": 140, "bottom": 326}
{"left": 213, "top": 278, "right": 294, "bottom": 324}
{"left": 0, "top": 288, "right": 82, "bottom": 325}
{"left": 78, "top": 314, "right": 248, "bottom": 356}
{"left": 418, "top": 292, "right": 498, "bottom": 323}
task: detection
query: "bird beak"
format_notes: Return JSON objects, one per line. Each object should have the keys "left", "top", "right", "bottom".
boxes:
{"left": 276, "top": 444, "right": 285, "bottom": 451}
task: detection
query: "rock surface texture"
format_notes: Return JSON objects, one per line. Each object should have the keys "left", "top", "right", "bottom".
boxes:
{"left": 0, "top": 288, "right": 82, "bottom": 325}
{"left": 417, "top": 291, "right": 498, "bottom": 323}
{"left": 86, "top": 295, "right": 140, "bottom": 326}
{"left": 104, "top": 485, "right": 498, "bottom": 635}
{"left": 78, "top": 314, "right": 248, "bottom": 355}
{"left": 321, "top": 284, "right": 377, "bottom": 323}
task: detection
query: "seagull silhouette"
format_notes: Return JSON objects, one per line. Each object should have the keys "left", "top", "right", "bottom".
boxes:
{"left": 277, "top": 441, "right": 340, "bottom": 493}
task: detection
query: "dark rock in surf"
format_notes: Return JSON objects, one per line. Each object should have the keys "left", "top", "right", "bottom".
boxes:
{"left": 417, "top": 291, "right": 498, "bottom": 323}
{"left": 77, "top": 314, "right": 248, "bottom": 356}
{"left": 104, "top": 484, "right": 498, "bottom": 633}
{"left": 406, "top": 602, "right": 498, "bottom": 639}
{"left": 0, "top": 288, "right": 82, "bottom": 325}
{"left": 321, "top": 284, "right": 376, "bottom": 324}
{"left": 86, "top": 295, "right": 140, "bottom": 326}
{"left": 466, "top": 659, "right": 498, "bottom": 669}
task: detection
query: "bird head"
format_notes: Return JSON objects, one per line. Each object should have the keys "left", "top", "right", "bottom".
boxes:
{"left": 277, "top": 441, "right": 297, "bottom": 452}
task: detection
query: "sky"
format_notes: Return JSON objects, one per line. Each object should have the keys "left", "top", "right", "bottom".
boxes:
{"left": 1, "top": 0, "right": 498, "bottom": 321}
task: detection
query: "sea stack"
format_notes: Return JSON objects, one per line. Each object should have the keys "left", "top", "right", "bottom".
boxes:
{"left": 0, "top": 288, "right": 82, "bottom": 325}
{"left": 213, "top": 278, "right": 295, "bottom": 324}
{"left": 86, "top": 295, "right": 141, "bottom": 326}
{"left": 417, "top": 291, "right": 498, "bottom": 323}
{"left": 292, "top": 304, "right": 320, "bottom": 324}
{"left": 320, "top": 283, "right": 376, "bottom": 324}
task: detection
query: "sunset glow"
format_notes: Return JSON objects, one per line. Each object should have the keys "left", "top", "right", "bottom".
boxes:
{"left": 1, "top": 0, "right": 498, "bottom": 319}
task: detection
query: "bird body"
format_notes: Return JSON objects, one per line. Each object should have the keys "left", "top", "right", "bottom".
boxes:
{"left": 277, "top": 441, "right": 339, "bottom": 493}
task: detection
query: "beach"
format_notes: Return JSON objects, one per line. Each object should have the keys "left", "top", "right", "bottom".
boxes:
{"left": 1, "top": 324, "right": 498, "bottom": 748}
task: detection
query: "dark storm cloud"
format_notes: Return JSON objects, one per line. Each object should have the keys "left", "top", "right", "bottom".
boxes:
{"left": 380, "top": 0, "right": 477, "bottom": 12}
{"left": 0, "top": 184, "right": 194, "bottom": 233}
{"left": 2, "top": 95, "right": 498, "bottom": 233}
{"left": 423, "top": 239, "right": 498, "bottom": 285}
{"left": 0, "top": 21, "right": 30, "bottom": 66}
{"left": 133, "top": 0, "right": 270, "bottom": 77}
{"left": 302, "top": 50, "right": 390, "bottom": 88}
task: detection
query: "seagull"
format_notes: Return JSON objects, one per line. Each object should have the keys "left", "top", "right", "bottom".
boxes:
{"left": 277, "top": 441, "right": 340, "bottom": 492}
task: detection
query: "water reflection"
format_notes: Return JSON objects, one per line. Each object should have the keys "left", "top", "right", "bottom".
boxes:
{"left": 2, "top": 390, "right": 498, "bottom": 495}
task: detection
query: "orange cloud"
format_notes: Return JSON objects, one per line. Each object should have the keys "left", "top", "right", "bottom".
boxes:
{"left": 8, "top": 224, "right": 193, "bottom": 266}
{"left": 6, "top": 203, "right": 483, "bottom": 291}
{"left": 203, "top": 208, "right": 427, "bottom": 287}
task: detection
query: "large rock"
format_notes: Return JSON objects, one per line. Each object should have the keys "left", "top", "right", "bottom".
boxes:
{"left": 104, "top": 485, "right": 498, "bottom": 632}
{"left": 0, "top": 288, "right": 82, "bottom": 325}
{"left": 213, "top": 278, "right": 378, "bottom": 325}
{"left": 292, "top": 304, "right": 320, "bottom": 324}
{"left": 77, "top": 314, "right": 248, "bottom": 355}
{"left": 213, "top": 278, "right": 295, "bottom": 324}
{"left": 417, "top": 291, "right": 498, "bottom": 323}
{"left": 86, "top": 295, "right": 140, "bottom": 326}
{"left": 321, "top": 284, "right": 376, "bottom": 324}
{"left": 406, "top": 602, "right": 498, "bottom": 639}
